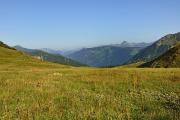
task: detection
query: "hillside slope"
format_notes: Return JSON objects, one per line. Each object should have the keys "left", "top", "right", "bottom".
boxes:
{"left": 0, "top": 42, "right": 69, "bottom": 69}
{"left": 140, "top": 43, "right": 180, "bottom": 68}
{"left": 0, "top": 41, "right": 16, "bottom": 50}
{"left": 68, "top": 46, "right": 142, "bottom": 67}
{"left": 0, "top": 43, "right": 180, "bottom": 120}
{"left": 128, "top": 32, "right": 180, "bottom": 63}
{"left": 14, "top": 46, "right": 86, "bottom": 67}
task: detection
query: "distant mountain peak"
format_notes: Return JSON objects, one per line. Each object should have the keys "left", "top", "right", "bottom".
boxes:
{"left": 121, "top": 41, "right": 128, "bottom": 44}
{"left": 40, "top": 48, "right": 62, "bottom": 55}
{"left": 111, "top": 41, "right": 151, "bottom": 48}
{"left": 14, "top": 45, "right": 23, "bottom": 48}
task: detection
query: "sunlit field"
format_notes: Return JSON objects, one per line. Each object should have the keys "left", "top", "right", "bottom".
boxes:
{"left": 0, "top": 63, "right": 179, "bottom": 119}
{"left": 1, "top": 0, "right": 180, "bottom": 119}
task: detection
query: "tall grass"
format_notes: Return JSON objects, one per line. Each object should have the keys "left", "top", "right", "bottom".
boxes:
{"left": 0, "top": 66, "right": 179, "bottom": 119}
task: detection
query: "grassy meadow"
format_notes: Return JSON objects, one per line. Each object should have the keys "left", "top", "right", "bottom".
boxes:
{"left": 0, "top": 63, "right": 180, "bottom": 119}
{"left": 0, "top": 46, "right": 180, "bottom": 120}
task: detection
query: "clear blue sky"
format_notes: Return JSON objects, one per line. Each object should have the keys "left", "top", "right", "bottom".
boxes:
{"left": 0, "top": 0, "right": 180, "bottom": 49}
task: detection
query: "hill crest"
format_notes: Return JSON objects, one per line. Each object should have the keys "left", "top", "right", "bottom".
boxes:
{"left": 128, "top": 32, "right": 180, "bottom": 63}
{"left": 140, "top": 42, "right": 180, "bottom": 68}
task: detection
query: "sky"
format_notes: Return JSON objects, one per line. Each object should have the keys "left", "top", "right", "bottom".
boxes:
{"left": 0, "top": 0, "right": 180, "bottom": 49}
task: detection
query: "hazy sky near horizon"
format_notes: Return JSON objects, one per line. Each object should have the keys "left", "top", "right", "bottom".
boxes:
{"left": 0, "top": 0, "right": 180, "bottom": 49}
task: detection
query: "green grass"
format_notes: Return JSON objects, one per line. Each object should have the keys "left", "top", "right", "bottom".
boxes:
{"left": 140, "top": 42, "right": 180, "bottom": 68}
{"left": 0, "top": 46, "right": 180, "bottom": 119}
{"left": 0, "top": 66, "right": 179, "bottom": 120}
{"left": 14, "top": 45, "right": 86, "bottom": 67}
{"left": 115, "top": 61, "right": 145, "bottom": 68}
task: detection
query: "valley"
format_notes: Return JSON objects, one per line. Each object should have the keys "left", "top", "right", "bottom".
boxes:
{"left": 1, "top": 1, "right": 180, "bottom": 119}
{"left": 1, "top": 61, "right": 179, "bottom": 119}
{"left": 0, "top": 41, "right": 180, "bottom": 119}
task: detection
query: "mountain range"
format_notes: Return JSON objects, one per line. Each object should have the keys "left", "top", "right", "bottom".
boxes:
{"left": 14, "top": 45, "right": 86, "bottom": 67}
{"left": 40, "top": 48, "right": 81, "bottom": 56}
{"left": 0, "top": 42, "right": 40, "bottom": 66}
{"left": 0, "top": 41, "right": 71, "bottom": 70}
{"left": 128, "top": 32, "right": 180, "bottom": 63}
{"left": 67, "top": 41, "right": 150, "bottom": 67}
{"left": 15, "top": 41, "right": 150, "bottom": 67}
{"left": 1, "top": 32, "right": 180, "bottom": 68}
{"left": 40, "top": 48, "right": 62, "bottom": 55}
{"left": 140, "top": 42, "right": 180, "bottom": 68}
{"left": 109, "top": 41, "right": 151, "bottom": 48}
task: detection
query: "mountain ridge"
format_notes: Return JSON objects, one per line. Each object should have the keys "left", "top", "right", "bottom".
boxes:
{"left": 0, "top": 41, "right": 16, "bottom": 50}
{"left": 14, "top": 45, "right": 86, "bottom": 67}
{"left": 140, "top": 42, "right": 180, "bottom": 68}
{"left": 67, "top": 46, "right": 143, "bottom": 67}
{"left": 127, "top": 32, "right": 180, "bottom": 63}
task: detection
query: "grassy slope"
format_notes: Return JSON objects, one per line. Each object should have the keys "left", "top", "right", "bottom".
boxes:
{"left": 128, "top": 32, "right": 180, "bottom": 63}
{"left": 0, "top": 41, "right": 16, "bottom": 50}
{"left": 0, "top": 46, "right": 70, "bottom": 70}
{"left": 14, "top": 46, "right": 86, "bottom": 67}
{"left": 0, "top": 45, "right": 180, "bottom": 119}
{"left": 116, "top": 61, "right": 145, "bottom": 68}
{"left": 140, "top": 43, "right": 180, "bottom": 68}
